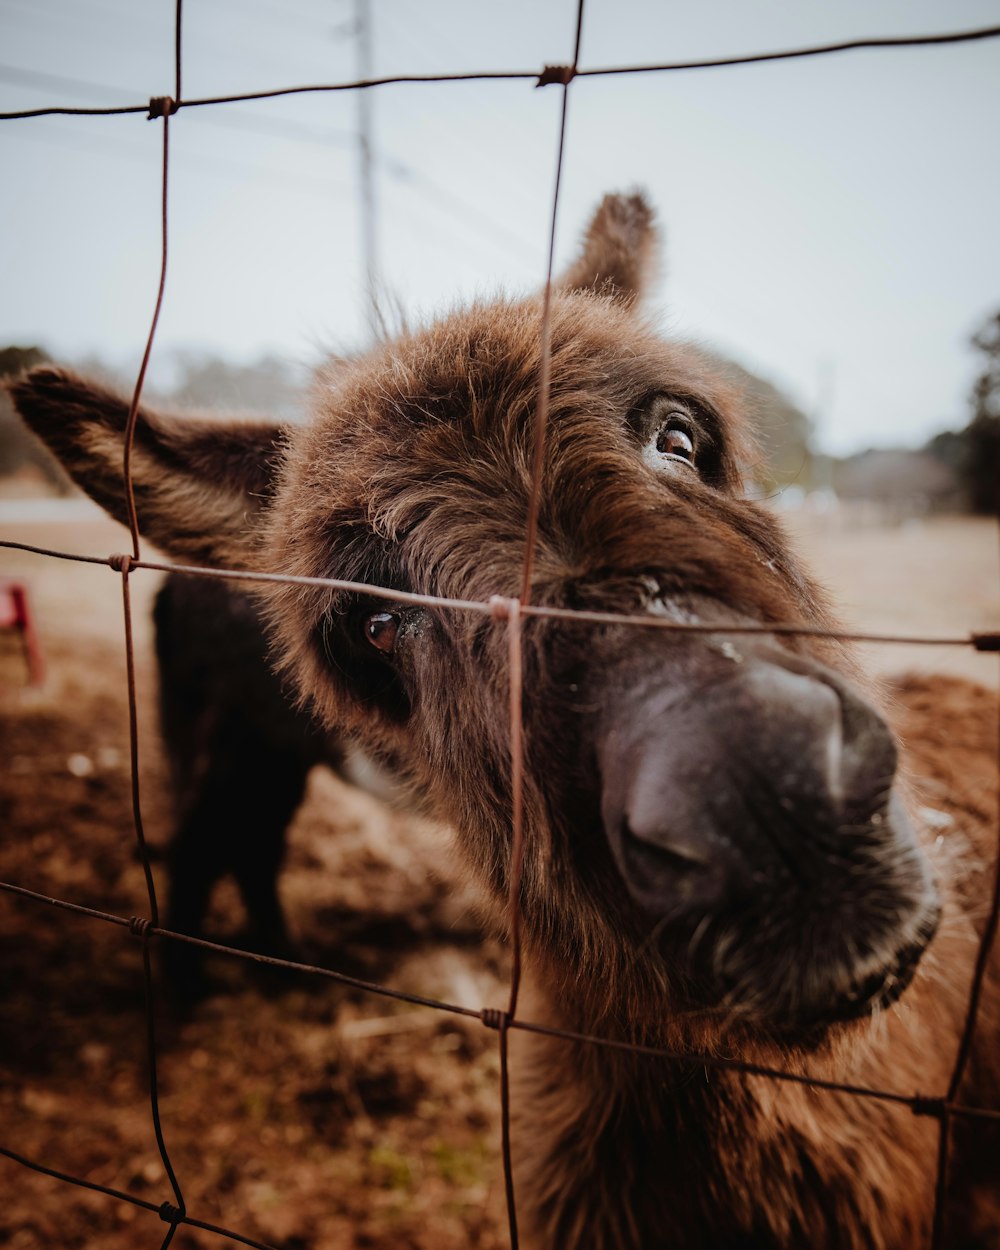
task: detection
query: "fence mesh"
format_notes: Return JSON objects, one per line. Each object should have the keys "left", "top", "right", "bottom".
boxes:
{"left": 2, "top": 5, "right": 999, "bottom": 1248}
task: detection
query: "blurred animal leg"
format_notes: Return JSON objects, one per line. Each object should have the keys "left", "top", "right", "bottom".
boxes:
{"left": 228, "top": 746, "right": 310, "bottom": 961}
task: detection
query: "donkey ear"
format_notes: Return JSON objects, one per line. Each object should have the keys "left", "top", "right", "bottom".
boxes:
{"left": 9, "top": 367, "right": 285, "bottom": 568}
{"left": 558, "top": 191, "right": 659, "bottom": 307}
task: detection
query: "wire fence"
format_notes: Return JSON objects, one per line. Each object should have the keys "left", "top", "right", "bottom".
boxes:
{"left": 2, "top": 5, "right": 1000, "bottom": 1248}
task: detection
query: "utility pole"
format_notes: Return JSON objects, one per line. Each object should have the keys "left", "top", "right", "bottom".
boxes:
{"left": 355, "top": 0, "right": 378, "bottom": 341}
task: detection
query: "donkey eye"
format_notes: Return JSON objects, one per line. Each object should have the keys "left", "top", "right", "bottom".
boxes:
{"left": 655, "top": 420, "right": 695, "bottom": 463}
{"left": 364, "top": 612, "right": 400, "bottom": 654}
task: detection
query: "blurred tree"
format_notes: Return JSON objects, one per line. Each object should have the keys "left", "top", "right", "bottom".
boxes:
{"left": 166, "top": 352, "right": 306, "bottom": 421}
{"left": 714, "top": 357, "right": 814, "bottom": 496}
{"left": 0, "top": 348, "right": 311, "bottom": 496}
{"left": 832, "top": 448, "right": 961, "bottom": 516}
{"left": 923, "top": 427, "right": 967, "bottom": 477}
{"left": 923, "top": 309, "right": 1000, "bottom": 514}
{"left": 964, "top": 309, "right": 1000, "bottom": 514}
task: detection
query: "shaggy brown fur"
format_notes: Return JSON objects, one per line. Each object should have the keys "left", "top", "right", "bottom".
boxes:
{"left": 11, "top": 192, "right": 999, "bottom": 1248}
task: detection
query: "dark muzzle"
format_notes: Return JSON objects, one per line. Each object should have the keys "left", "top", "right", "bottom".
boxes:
{"left": 598, "top": 637, "right": 940, "bottom": 1029}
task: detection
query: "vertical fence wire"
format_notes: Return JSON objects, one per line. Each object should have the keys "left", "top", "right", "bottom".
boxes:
{"left": 496, "top": 593, "right": 526, "bottom": 1249}
{"left": 500, "top": 6, "right": 587, "bottom": 1239}
{"left": 116, "top": 1, "right": 187, "bottom": 1240}
{"left": 518, "top": 0, "right": 585, "bottom": 607}
{"left": 121, "top": 100, "right": 174, "bottom": 563}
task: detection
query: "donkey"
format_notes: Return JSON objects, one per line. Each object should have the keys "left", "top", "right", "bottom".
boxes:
{"left": 152, "top": 571, "right": 339, "bottom": 992}
{"left": 11, "top": 192, "right": 997, "bottom": 1248}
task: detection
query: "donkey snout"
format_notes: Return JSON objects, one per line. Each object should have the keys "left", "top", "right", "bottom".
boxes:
{"left": 597, "top": 642, "right": 940, "bottom": 1026}
{"left": 600, "top": 653, "right": 897, "bottom": 918}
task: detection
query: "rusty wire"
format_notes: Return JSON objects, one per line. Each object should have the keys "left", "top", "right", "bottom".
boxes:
{"left": 3, "top": 876, "right": 1000, "bottom": 1128}
{"left": 2, "top": 21, "right": 1000, "bottom": 120}
{"left": 1, "top": 540, "right": 996, "bottom": 651}
{"left": 112, "top": 15, "right": 185, "bottom": 1245}
{"left": 518, "top": 0, "right": 585, "bottom": 609}
{"left": 1, "top": 5, "right": 999, "bottom": 1249}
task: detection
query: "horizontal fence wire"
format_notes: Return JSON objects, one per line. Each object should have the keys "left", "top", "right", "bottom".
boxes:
{"left": 1, "top": 5, "right": 999, "bottom": 1250}
{"left": 2, "top": 877, "right": 1000, "bottom": 1127}
{"left": 2, "top": 21, "right": 1000, "bottom": 119}
{"left": 2, "top": 539, "right": 998, "bottom": 651}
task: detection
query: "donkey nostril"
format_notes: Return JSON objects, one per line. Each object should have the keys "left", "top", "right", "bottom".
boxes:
{"left": 622, "top": 818, "right": 708, "bottom": 868}
{"left": 623, "top": 753, "right": 711, "bottom": 869}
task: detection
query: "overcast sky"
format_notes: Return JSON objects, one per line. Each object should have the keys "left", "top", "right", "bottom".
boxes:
{"left": 2, "top": 0, "right": 999, "bottom": 454}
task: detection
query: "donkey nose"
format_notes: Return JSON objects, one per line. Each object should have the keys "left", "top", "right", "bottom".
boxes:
{"left": 599, "top": 654, "right": 899, "bottom": 918}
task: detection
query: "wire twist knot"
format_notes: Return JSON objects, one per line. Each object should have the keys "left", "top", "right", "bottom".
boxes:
{"left": 910, "top": 1095, "right": 948, "bottom": 1119}
{"left": 537, "top": 64, "right": 576, "bottom": 87}
{"left": 128, "top": 915, "right": 152, "bottom": 938}
{"left": 489, "top": 595, "right": 519, "bottom": 623}
{"left": 148, "top": 96, "right": 179, "bottom": 120}
{"left": 158, "top": 1201, "right": 183, "bottom": 1224}
{"left": 108, "top": 553, "right": 133, "bottom": 574}
{"left": 481, "top": 1007, "right": 511, "bottom": 1032}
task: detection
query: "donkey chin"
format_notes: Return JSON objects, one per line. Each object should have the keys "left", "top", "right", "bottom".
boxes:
{"left": 597, "top": 627, "right": 942, "bottom": 1038}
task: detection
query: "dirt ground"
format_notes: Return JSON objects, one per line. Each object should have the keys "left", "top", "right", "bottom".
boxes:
{"left": 786, "top": 510, "right": 999, "bottom": 688}
{"left": 0, "top": 504, "right": 998, "bottom": 1249}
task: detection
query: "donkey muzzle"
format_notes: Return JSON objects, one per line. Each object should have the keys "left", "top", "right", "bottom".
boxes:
{"left": 598, "top": 637, "right": 940, "bottom": 1027}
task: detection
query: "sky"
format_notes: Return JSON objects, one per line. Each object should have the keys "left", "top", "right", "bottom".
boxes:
{"left": 1, "top": 0, "right": 999, "bottom": 455}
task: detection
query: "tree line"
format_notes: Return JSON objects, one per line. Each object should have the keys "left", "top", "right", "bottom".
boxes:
{"left": 1, "top": 312, "right": 997, "bottom": 513}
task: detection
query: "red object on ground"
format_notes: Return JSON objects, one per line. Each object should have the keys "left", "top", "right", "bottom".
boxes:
{"left": 0, "top": 580, "right": 44, "bottom": 685}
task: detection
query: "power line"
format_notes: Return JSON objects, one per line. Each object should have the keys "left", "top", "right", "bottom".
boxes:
{"left": 1, "top": 115, "right": 354, "bottom": 199}
{"left": 384, "top": 159, "right": 538, "bottom": 264}
{"left": 355, "top": 0, "right": 379, "bottom": 339}
{"left": 0, "top": 62, "right": 537, "bottom": 265}
{"left": 0, "top": 62, "right": 355, "bottom": 144}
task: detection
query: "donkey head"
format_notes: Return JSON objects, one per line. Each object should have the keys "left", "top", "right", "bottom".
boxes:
{"left": 12, "top": 192, "right": 939, "bottom": 1042}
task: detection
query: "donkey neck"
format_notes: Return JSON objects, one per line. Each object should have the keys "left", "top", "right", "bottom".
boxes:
{"left": 509, "top": 971, "right": 938, "bottom": 1250}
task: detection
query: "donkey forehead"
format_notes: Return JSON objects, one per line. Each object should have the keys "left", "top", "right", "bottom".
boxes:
{"left": 263, "top": 293, "right": 814, "bottom": 653}
{"left": 293, "top": 296, "right": 739, "bottom": 513}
